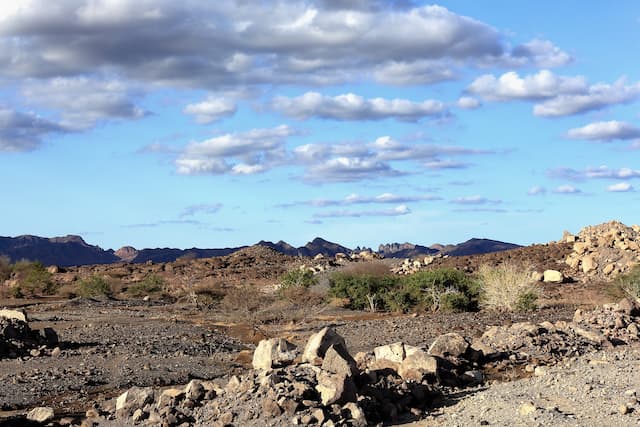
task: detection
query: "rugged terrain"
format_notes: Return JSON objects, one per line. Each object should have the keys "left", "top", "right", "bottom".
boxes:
{"left": 1, "top": 220, "right": 639, "bottom": 426}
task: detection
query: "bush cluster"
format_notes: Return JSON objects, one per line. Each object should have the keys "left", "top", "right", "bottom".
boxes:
{"left": 77, "top": 275, "right": 112, "bottom": 298}
{"left": 616, "top": 264, "right": 640, "bottom": 300}
{"left": 328, "top": 268, "right": 479, "bottom": 313}
{"left": 127, "top": 274, "right": 167, "bottom": 297}
{"left": 7, "top": 260, "right": 56, "bottom": 297}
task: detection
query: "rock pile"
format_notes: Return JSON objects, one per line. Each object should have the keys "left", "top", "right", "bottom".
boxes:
{"left": 0, "top": 309, "right": 59, "bottom": 358}
{"left": 92, "top": 327, "right": 486, "bottom": 426}
{"left": 476, "top": 298, "right": 640, "bottom": 375}
{"left": 563, "top": 221, "right": 640, "bottom": 280}
{"left": 391, "top": 254, "right": 447, "bottom": 275}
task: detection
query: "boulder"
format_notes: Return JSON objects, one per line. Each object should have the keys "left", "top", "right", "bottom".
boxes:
{"left": 397, "top": 349, "right": 438, "bottom": 381}
{"left": 321, "top": 345, "right": 358, "bottom": 377}
{"left": 543, "top": 270, "right": 564, "bottom": 283}
{"left": 373, "top": 342, "right": 405, "bottom": 363}
{"left": 252, "top": 338, "right": 298, "bottom": 370}
{"left": 428, "top": 333, "right": 469, "bottom": 358}
{"left": 302, "top": 327, "right": 348, "bottom": 364}
{"left": 581, "top": 255, "right": 597, "bottom": 273}
{"left": 27, "top": 407, "right": 55, "bottom": 423}
{"left": 315, "top": 372, "right": 357, "bottom": 406}
{"left": 0, "top": 309, "right": 27, "bottom": 322}
{"left": 342, "top": 402, "right": 367, "bottom": 427}
{"left": 116, "top": 387, "right": 154, "bottom": 418}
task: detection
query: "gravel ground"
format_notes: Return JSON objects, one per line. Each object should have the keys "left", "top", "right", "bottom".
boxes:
{"left": 416, "top": 344, "right": 640, "bottom": 427}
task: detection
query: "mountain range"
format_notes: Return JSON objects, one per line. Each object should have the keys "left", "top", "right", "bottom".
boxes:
{"left": 0, "top": 234, "right": 521, "bottom": 267}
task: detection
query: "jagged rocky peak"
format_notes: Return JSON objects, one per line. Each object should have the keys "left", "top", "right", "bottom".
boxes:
{"left": 114, "top": 246, "right": 139, "bottom": 262}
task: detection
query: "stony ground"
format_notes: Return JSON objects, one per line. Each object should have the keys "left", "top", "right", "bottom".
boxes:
{"left": 417, "top": 344, "right": 640, "bottom": 426}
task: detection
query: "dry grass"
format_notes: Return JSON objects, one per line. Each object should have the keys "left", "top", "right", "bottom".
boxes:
{"left": 340, "top": 260, "right": 391, "bottom": 277}
{"left": 478, "top": 262, "right": 539, "bottom": 311}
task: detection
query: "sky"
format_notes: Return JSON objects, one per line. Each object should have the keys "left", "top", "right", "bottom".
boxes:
{"left": 1, "top": 1, "right": 640, "bottom": 251}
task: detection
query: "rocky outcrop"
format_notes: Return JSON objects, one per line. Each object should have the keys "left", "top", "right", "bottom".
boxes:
{"left": 0, "top": 309, "right": 59, "bottom": 358}
{"left": 563, "top": 221, "right": 640, "bottom": 280}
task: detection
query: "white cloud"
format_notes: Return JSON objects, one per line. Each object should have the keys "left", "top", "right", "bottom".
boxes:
{"left": 303, "top": 157, "right": 403, "bottom": 183}
{"left": 314, "top": 204, "right": 411, "bottom": 218}
{"left": 553, "top": 185, "right": 581, "bottom": 194}
{"left": 534, "top": 78, "right": 640, "bottom": 117}
{"left": 280, "top": 192, "right": 441, "bottom": 207}
{"left": 469, "top": 70, "right": 640, "bottom": 117}
{"left": 549, "top": 166, "right": 640, "bottom": 181}
{"left": 607, "top": 182, "right": 633, "bottom": 192}
{"left": 424, "top": 159, "right": 471, "bottom": 169}
{"left": 511, "top": 39, "right": 573, "bottom": 68}
{"left": 373, "top": 60, "right": 456, "bottom": 85}
{"left": 450, "top": 195, "right": 501, "bottom": 205}
{"left": 456, "top": 96, "right": 481, "bottom": 109}
{"left": 22, "top": 77, "right": 146, "bottom": 130}
{"left": 183, "top": 96, "right": 236, "bottom": 124}
{"left": 272, "top": 92, "right": 446, "bottom": 121}
{"left": 566, "top": 121, "right": 640, "bottom": 141}
{"left": 527, "top": 185, "right": 546, "bottom": 196}
{"left": 175, "top": 125, "right": 294, "bottom": 175}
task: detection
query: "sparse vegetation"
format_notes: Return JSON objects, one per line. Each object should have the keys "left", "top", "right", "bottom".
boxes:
{"left": 127, "top": 274, "right": 167, "bottom": 297}
{"left": 328, "top": 268, "right": 479, "bottom": 313}
{"left": 615, "top": 264, "right": 640, "bottom": 299}
{"left": 9, "top": 260, "right": 56, "bottom": 297}
{"left": 0, "top": 255, "right": 11, "bottom": 282}
{"left": 477, "top": 263, "right": 539, "bottom": 311}
{"left": 278, "top": 268, "right": 317, "bottom": 297}
{"left": 77, "top": 275, "right": 113, "bottom": 298}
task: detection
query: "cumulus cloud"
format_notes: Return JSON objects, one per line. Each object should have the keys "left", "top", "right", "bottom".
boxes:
{"left": 456, "top": 96, "right": 481, "bottom": 110}
{"left": 548, "top": 166, "right": 640, "bottom": 181}
{"left": 180, "top": 203, "right": 223, "bottom": 217}
{"left": 175, "top": 125, "right": 294, "bottom": 175}
{"left": 553, "top": 185, "right": 581, "bottom": 194}
{"left": 21, "top": 77, "right": 147, "bottom": 130}
{"left": 373, "top": 60, "right": 456, "bottom": 85}
{"left": 314, "top": 204, "right": 411, "bottom": 218}
{"left": 607, "top": 182, "right": 634, "bottom": 192}
{"left": 469, "top": 70, "right": 640, "bottom": 117}
{"left": 450, "top": 195, "right": 502, "bottom": 205}
{"left": 183, "top": 96, "right": 236, "bottom": 124}
{"left": 303, "top": 157, "right": 404, "bottom": 183}
{"left": 0, "top": 107, "right": 67, "bottom": 151}
{"left": 511, "top": 39, "right": 573, "bottom": 68}
{"left": 467, "top": 70, "right": 586, "bottom": 101}
{"left": 272, "top": 92, "right": 446, "bottom": 121}
{"left": 534, "top": 78, "right": 640, "bottom": 117}
{"left": 527, "top": 185, "right": 546, "bottom": 196}
{"left": 566, "top": 121, "right": 640, "bottom": 141}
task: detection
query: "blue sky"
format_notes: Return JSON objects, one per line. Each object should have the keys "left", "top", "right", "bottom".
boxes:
{"left": 1, "top": 1, "right": 639, "bottom": 250}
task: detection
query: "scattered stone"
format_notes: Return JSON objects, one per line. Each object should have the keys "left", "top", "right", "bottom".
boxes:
{"left": 27, "top": 406, "right": 55, "bottom": 423}
{"left": 543, "top": 269, "right": 564, "bottom": 283}
{"left": 428, "top": 332, "right": 469, "bottom": 358}
{"left": 518, "top": 402, "right": 537, "bottom": 416}
{"left": 0, "top": 309, "right": 27, "bottom": 322}
{"left": 302, "top": 327, "right": 348, "bottom": 364}
{"left": 252, "top": 337, "right": 298, "bottom": 370}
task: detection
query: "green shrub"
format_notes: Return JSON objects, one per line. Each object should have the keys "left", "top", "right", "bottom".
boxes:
{"left": 477, "top": 263, "right": 539, "bottom": 311}
{"left": 616, "top": 264, "right": 640, "bottom": 299}
{"left": 77, "top": 275, "right": 112, "bottom": 298}
{"left": 10, "top": 260, "right": 56, "bottom": 297}
{"left": 128, "top": 274, "right": 166, "bottom": 297}
{"left": 328, "top": 272, "right": 400, "bottom": 311}
{"left": 390, "top": 269, "right": 480, "bottom": 312}
{"left": 279, "top": 268, "right": 317, "bottom": 293}
{"left": 328, "top": 268, "right": 478, "bottom": 313}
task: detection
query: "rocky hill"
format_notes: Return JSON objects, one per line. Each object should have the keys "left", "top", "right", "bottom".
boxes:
{"left": 378, "top": 242, "right": 439, "bottom": 258}
{"left": 443, "top": 238, "right": 521, "bottom": 257}
{"left": 0, "top": 235, "right": 119, "bottom": 266}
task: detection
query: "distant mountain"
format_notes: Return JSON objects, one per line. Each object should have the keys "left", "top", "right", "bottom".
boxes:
{"left": 257, "top": 237, "right": 350, "bottom": 257}
{"left": 0, "top": 234, "right": 521, "bottom": 267}
{"left": 378, "top": 242, "right": 438, "bottom": 258}
{"left": 0, "top": 235, "right": 119, "bottom": 266}
{"left": 443, "top": 238, "right": 521, "bottom": 257}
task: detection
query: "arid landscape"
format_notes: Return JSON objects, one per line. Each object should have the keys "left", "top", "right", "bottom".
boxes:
{"left": 1, "top": 220, "right": 640, "bottom": 426}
